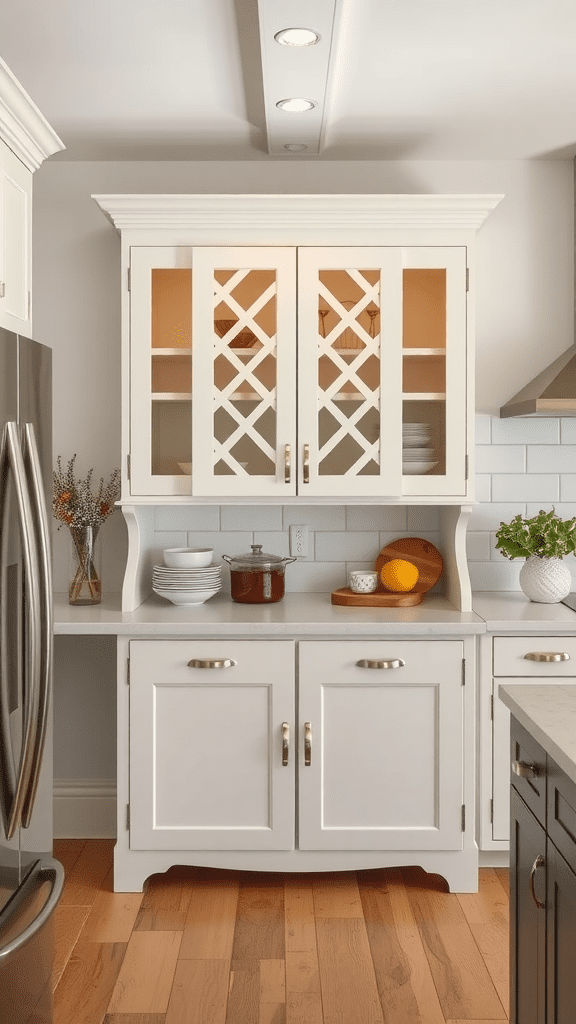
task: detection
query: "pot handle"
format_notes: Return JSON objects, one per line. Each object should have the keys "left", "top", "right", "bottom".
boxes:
{"left": 222, "top": 555, "right": 232, "bottom": 564}
{"left": 284, "top": 557, "right": 297, "bottom": 565}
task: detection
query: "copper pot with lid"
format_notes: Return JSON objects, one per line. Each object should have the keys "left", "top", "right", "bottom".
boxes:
{"left": 223, "top": 544, "right": 296, "bottom": 604}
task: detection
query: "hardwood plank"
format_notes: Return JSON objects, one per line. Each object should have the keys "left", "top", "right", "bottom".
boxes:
{"left": 107, "top": 931, "right": 182, "bottom": 1014}
{"left": 180, "top": 878, "right": 240, "bottom": 960}
{"left": 54, "top": 839, "right": 87, "bottom": 877}
{"left": 54, "top": 941, "right": 126, "bottom": 1024}
{"left": 134, "top": 908, "right": 187, "bottom": 932}
{"left": 402, "top": 868, "right": 505, "bottom": 1021}
{"left": 316, "top": 918, "right": 384, "bottom": 1024}
{"left": 259, "top": 1004, "right": 286, "bottom": 1024}
{"left": 312, "top": 872, "right": 363, "bottom": 919}
{"left": 104, "top": 1016, "right": 166, "bottom": 1024}
{"left": 259, "top": 960, "right": 285, "bottom": 1003}
{"left": 81, "top": 870, "right": 143, "bottom": 942}
{"left": 231, "top": 879, "right": 285, "bottom": 961}
{"left": 446, "top": 1020, "right": 509, "bottom": 1024}
{"left": 494, "top": 867, "right": 509, "bottom": 897}
{"left": 59, "top": 839, "right": 115, "bottom": 907}
{"left": 359, "top": 868, "right": 445, "bottom": 1024}
{"left": 457, "top": 868, "right": 509, "bottom": 1014}
{"left": 284, "top": 879, "right": 317, "bottom": 954}
{"left": 164, "top": 960, "right": 229, "bottom": 1024}
{"left": 52, "top": 904, "right": 91, "bottom": 988}
{"left": 226, "top": 959, "right": 259, "bottom": 1024}
{"left": 285, "top": 951, "right": 323, "bottom": 1024}
{"left": 140, "top": 869, "right": 196, "bottom": 915}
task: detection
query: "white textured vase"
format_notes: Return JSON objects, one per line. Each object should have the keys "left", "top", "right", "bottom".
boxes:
{"left": 519, "top": 555, "right": 572, "bottom": 604}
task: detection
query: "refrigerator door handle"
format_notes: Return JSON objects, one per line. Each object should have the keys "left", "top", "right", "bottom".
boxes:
{"left": 0, "top": 422, "right": 41, "bottom": 840}
{"left": 0, "top": 857, "right": 64, "bottom": 962}
{"left": 21, "top": 423, "right": 53, "bottom": 828}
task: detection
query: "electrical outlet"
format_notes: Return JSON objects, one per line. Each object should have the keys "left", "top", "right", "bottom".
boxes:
{"left": 289, "top": 524, "right": 309, "bottom": 557}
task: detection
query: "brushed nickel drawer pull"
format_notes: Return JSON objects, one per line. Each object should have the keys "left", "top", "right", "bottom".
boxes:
{"left": 529, "top": 854, "right": 545, "bottom": 909}
{"left": 285, "top": 444, "right": 291, "bottom": 484}
{"left": 187, "top": 658, "right": 237, "bottom": 669}
{"left": 356, "top": 658, "right": 405, "bottom": 670}
{"left": 282, "top": 722, "right": 289, "bottom": 766}
{"left": 524, "top": 651, "right": 570, "bottom": 663}
{"left": 304, "top": 722, "right": 312, "bottom": 766}
{"left": 303, "top": 443, "right": 310, "bottom": 484}
{"left": 512, "top": 760, "right": 538, "bottom": 779}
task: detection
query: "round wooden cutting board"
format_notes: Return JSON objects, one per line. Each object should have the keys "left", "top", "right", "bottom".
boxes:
{"left": 375, "top": 537, "right": 443, "bottom": 595}
{"left": 331, "top": 587, "right": 423, "bottom": 607}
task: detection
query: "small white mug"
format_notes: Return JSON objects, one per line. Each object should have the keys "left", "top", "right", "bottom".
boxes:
{"left": 349, "top": 570, "right": 378, "bottom": 593}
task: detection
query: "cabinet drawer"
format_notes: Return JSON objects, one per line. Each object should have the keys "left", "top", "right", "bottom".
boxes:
{"left": 510, "top": 717, "right": 547, "bottom": 826}
{"left": 494, "top": 636, "right": 576, "bottom": 677}
{"left": 547, "top": 755, "right": 576, "bottom": 871}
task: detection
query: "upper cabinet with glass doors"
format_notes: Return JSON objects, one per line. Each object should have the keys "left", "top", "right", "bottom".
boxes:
{"left": 93, "top": 194, "right": 502, "bottom": 503}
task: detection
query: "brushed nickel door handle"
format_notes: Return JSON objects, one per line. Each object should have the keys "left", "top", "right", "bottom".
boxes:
{"left": 529, "top": 854, "right": 545, "bottom": 909}
{"left": 512, "top": 760, "right": 538, "bottom": 779}
{"left": 187, "top": 658, "right": 237, "bottom": 669}
{"left": 356, "top": 659, "right": 405, "bottom": 669}
{"left": 284, "top": 444, "right": 291, "bottom": 484}
{"left": 304, "top": 722, "right": 312, "bottom": 766}
{"left": 303, "top": 444, "right": 310, "bottom": 484}
{"left": 282, "top": 722, "right": 289, "bottom": 766}
{"left": 524, "top": 652, "right": 570, "bottom": 662}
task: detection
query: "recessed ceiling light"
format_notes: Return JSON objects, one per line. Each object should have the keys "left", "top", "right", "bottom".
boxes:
{"left": 276, "top": 98, "right": 317, "bottom": 113}
{"left": 284, "top": 144, "right": 308, "bottom": 152}
{"left": 274, "top": 28, "right": 320, "bottom": 47}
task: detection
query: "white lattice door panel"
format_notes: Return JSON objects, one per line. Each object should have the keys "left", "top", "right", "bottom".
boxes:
{"left": 401, "top": 248, "right": 468, "bottom": 497}
{"left": 192, "top": 248, "right": 296, "bottom": 496}
{"left": 298, "top": 248, "right": 403, "bottom": 497}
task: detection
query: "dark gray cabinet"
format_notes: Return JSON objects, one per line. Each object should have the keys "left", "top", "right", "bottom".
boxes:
{"left": 510, "top": 716, "right": 576, "bottom": 1024}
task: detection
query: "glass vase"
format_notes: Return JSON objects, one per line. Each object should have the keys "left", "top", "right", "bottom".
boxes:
{"left": 68, "top": 525, "right": 101, "bottom": 605}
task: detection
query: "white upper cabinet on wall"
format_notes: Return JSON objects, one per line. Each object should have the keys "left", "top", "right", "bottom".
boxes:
{"left": 0, "top": 59, "right": 64, "bottom": 334}
{"left": 93, "top": 193, "right": 502, "bottom": 504}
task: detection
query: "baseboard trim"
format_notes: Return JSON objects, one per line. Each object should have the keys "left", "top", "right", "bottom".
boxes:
{"left": 54, "top": 779, "right": 117, "bottom": 839}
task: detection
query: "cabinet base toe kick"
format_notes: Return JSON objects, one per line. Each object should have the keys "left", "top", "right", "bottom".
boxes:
{"left": 113, "top": 846, "right": 480, "bottom": 894}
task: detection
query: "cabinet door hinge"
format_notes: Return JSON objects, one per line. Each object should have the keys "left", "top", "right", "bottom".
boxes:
{"left": 127, "top": 267, "right": 131, "bottom": 292}
{"left": 466, "top": 267, "right": 469, "bottom": 291}
{"left": 126, "top": 804, "right": 130, "bottom": 830}
{"left": 490, "top": 798, "right": 494, "bottom": 824}
{"left": 127, "top": 659, "right": 130, "bottom": 685}
{"left": 461, "top": 659, "right": 466, "bottom": 686}
{"left": 461, "top": 804, "right": 466, "bottom": 831}
{"left": 127, "top": 453, "right": 131, "bottom": 480}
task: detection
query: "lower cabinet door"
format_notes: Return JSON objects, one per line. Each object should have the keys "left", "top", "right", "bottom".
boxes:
{"left": 129, "top": 640, "right": 295, "bottom": 850}
{"left": 510, "top": 788, "right": 546, "bottom": 1024}
{"left": 546, "top": 839, "right": 576, "bottom": 1024}
{"left": 297, "top": 640, "right": 464, "bottom": 851}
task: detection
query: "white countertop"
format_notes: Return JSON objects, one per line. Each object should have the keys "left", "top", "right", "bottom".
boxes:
{"left": 499, "top": 683, "right": 576, "bottom": 788}
{"left": 53, "top": 591, "right": 485, "bottom": 636}
{"left": 472, "top": 592, "right": 576, "bottom": 633}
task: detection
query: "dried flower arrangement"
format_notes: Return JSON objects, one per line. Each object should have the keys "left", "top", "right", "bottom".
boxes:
{"left": 53, "top": 455, "right": 120, "bottom": 604}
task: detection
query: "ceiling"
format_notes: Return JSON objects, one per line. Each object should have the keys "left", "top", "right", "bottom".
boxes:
{"left": 3, "top": 0, "right": 576, "bottom": 162}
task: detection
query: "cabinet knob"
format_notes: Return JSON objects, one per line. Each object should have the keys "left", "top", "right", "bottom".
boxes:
{"left": 187, "top": 658, "right": 236, "bottom": 669}
{"left": 529, "top": 854, "right": 545, "bottom": 909}
{"left": 282, "top": 722, "right": 290, "bottom": 766}
{"left": 512, "top": 760, "right": 538, "bottom": 779}
{"left": 304, "top": 722, "right": 312, "bottom": 766}
{"left": 356, "top": 659, "right": 405, "bottom": 670}
{"left": 524, "top": 651, "right": 570, "bottom": 662}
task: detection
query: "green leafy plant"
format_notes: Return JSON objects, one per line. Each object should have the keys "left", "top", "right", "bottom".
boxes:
{"left": 495, "top": 508, "right": 576, "bottom": 560}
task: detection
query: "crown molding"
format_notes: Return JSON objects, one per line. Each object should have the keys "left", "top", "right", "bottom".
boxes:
{"left": 0, "top": 59, "right": 65, "bottom": 170}
{"left": 92, "top": 193, "right": 504, "bottom": 233}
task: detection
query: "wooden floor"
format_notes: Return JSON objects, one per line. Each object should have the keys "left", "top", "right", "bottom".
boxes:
{"left": 52, "top": 839, "right": 510, "bottom": 1024}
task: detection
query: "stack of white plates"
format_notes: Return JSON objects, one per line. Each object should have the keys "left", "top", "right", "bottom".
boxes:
{"left": 152, "top": 564, "right": 222, "bottom": 606}
{"left": 402, "top": 423, "right": 438, "bottom": 475}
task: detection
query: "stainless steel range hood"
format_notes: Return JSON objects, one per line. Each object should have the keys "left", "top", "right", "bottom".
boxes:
{"left": 499, "top": 343, "right": 576, "bottom": 417}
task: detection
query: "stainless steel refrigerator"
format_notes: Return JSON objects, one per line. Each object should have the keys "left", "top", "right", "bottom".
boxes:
{"left": 0, "top": 328, "right": 63, "bottom": 1024}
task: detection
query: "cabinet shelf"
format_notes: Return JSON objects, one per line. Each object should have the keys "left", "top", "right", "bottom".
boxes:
{"left": 151, "top": 349, "right": 192, "bottom": 357}
{"left": 151, "top": 393, "right": 192, "bottom": 401}
{"left": 403, "top": 392, "right": 446, "bottom": 401}
{"left": 403, "top": 349, "right": 446, "bottom": 358}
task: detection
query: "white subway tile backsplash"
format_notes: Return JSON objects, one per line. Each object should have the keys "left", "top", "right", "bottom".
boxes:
{"left": 285, "top": 561, "right": 345, "bottom": 593}
{"left": 468, "top": 560, "right": 522, "bottom": 591}
{"left": 469, "top": 502, "right": 526, "bottom": 532}
{"left": 527, "top": 445, "right": 576, "bottom": 473}
{"left": 346, "top": 505, "right": 407, "bottom": 531}
{"left": 476, "top": 445, "right": 526, "bottom": 474}
{"left": 220, "top": 505, "right": 283, "bottom": 531}
{"left": 254, "top": 530, "right": 315, "bottom": 562}
{"left": 156, "top": 505, "right": 219, "bottom": 531}
{"left": 475, "top": 475, "right": 492, "bottom": 502}
{"left": 315, "top": 531, "right": 380, "bottom": 562}
{"left": 561, "top": 475, "right": 576, "bottom": 501}
{"left": 491, "top": 474, "right": 559, "bottom": 503}
{"left": 526, "top": 502, "right": 576, "bottom": 520}
{"left": 282, "top": 505, "right": 346, "bottom": 531}
{"left": 561, "top": 419, "right": 576, "bottom": 443}
{"left": 151, "top": 532, "right": 188, "bottom": 565}
{"left": 475, "top": 414, "right": 492, "bottom": 444}
{"left": 491, "top": 417, "right": 560, "bottom": 444}
{"left": 406, "top": 506, "right": 440, "bottom": 531}
{"left": 466, "top": 532, "right": 491, "bottom": 561}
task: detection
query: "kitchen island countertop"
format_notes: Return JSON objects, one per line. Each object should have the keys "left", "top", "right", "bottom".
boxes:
{"left": 499, "top": 683, "right": 576, "bottom": 788}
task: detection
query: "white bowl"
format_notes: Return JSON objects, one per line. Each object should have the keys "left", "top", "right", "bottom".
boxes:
{"left": 402, "top": 461, "right": 438, "bottom": 475}
{"left": 163, "top": 547, "right": 214, "bottom": 568}
{"left": 153, "top": 586, "right": 221, "bottom": 606}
